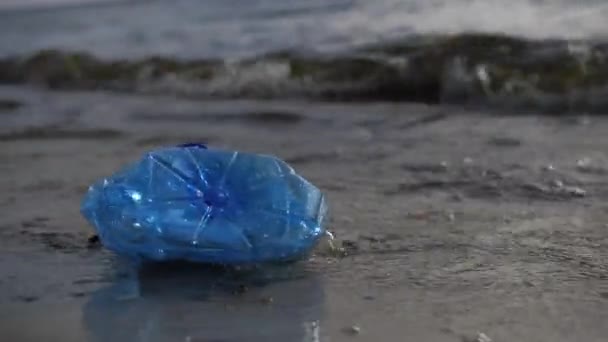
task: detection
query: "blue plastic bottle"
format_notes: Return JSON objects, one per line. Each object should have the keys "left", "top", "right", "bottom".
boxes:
{"left": 81, "top": 144, "right": 327, "bottom": 265}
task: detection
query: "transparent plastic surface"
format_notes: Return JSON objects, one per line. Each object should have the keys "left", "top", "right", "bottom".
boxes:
{"left": 81, "top": 144, "right": 327, "bottom": 264}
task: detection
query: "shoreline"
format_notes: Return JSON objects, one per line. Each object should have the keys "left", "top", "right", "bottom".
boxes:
{"left": 2, "top": 86, "right": 608, "bottom": 341}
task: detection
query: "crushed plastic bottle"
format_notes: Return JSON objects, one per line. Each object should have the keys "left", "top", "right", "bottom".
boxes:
{"left": 81, "top": 143, "right": 327, "bottom": 265}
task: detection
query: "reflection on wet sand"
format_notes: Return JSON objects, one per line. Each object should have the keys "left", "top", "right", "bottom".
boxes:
{"left": 82, "top": 260, "right": 325, "bottom": 342}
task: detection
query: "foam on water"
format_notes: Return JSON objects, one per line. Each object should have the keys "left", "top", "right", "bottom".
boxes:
{"left": 326, "top": 0, "right": 608, "bottom": 47}
{"left": 0, "top": 0, "right": 607, "bottom": 58}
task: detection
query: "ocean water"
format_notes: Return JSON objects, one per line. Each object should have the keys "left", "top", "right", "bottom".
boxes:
{"left": 1, "top": 0, "right": 608, "bottom": 111}
{"left": 1, "top": 0, "right": 608, "bottom": 58}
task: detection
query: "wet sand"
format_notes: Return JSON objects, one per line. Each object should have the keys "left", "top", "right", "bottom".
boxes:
{"left": 1, "top": 85, "right": 608, "bottom": 341}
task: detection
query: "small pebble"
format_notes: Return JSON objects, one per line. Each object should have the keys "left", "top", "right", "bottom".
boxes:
{"left": 542, "top": 164, "right": 555, "bottom": 172}
{"left": 234, "top": 284, "right": 248, "bottom": 295}
{"left": 575, "top": 157, "right": 607, "bottom": 174}
{"left": 342, "top": 240, "right": 359, "bottom": 250}
{"left": 0, "top": 98, "right": 22, "bottom": 111}
{"left": 548, "top": 180, "right": 586, "bottom": 197}
{"left": 21, "top": 221, "right": 39, "bottom": 228}
{"left": 577, "top": 117, "right": 591, "bottom": 126}
{"left": 409, "top": 211, "right": 430, "bottom": 220}
{"left": 451, "top": 193, "right": 464, "bottom": 202}
{"left": 260, "top": 296, "right": 274, "bottom": 304}
{"left": 563, "top": 186, "right": 586, "bottom": 197}
{"left": 576, "top": 157, "right": 592, "bottom": 169}
{"left": 343, "top": 325, "right": 361, "bottom": 335}
{"left": 446, "top": 211, "right": 456, "bottom": 222}
{"left": 476, "top": 332, "right": 492, "bottom": 342}
{"left": 16, "top": 295, "right": 38, "bottom": 303}
{"left": 461, "top": 332, "right": 493, "bottom": 342}
{"left": 318, "top": 232, "right": 349, "bottom": 257}
{"left": 87, "top": 234, "right": 101, "bottom": 248}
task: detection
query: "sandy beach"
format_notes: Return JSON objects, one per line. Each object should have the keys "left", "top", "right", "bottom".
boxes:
{"left": 2, "top": 84, "right": 608, "bottom": 341}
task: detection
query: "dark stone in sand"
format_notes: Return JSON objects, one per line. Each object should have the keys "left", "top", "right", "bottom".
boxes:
{"left": 233, "top": 284, "right": 249, "bottom": 295}
{"left": 260, "top": 296, "right": 274, "bottom": 304}
{"left": 0, "top": 98, "right": 23, "bottom": 111}
{"left": 341, "top": 240, "right": 359, "bottom": 252}
{"left": 399, "top": 113, "right": 448, "bottom": 130}
{"left": 487, "top": 137, "right": 522, "bottom": 147}
{"left": 17, "top": 229, "right": 89, "bottom": 253}
{"left": 15, "top": 295, "right": 39, "bottom": 303}
{"left": 342, "top": 325, "right": 361, "bottom": 335}
{"left": 38, "top": 233, "right": 74, "bottom": 251}
{"left": 359, "top": 235, "right": 382, "bottom": 243}
{"left": 402, "top": 162, "right": 449, "bottom": 173}
{"left": 73, "top": 278, "right": 99, "bottom": 285}
{"left": 87, "top": 234, "right": 101, "bottom": 248}
{"left": 21, "top": 220, "right": 42, "bottom": 229}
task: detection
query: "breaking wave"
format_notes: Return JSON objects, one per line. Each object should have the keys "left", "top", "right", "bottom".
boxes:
{"left": 2, "top": 33, "right": 608, "bottom": 113}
